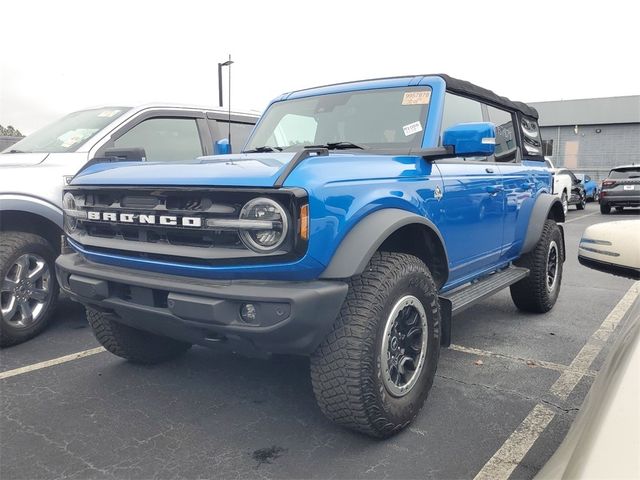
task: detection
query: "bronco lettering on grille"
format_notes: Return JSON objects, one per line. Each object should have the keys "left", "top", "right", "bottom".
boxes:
{"left": 87, "top": 211, "right": 202, "bottom": 227}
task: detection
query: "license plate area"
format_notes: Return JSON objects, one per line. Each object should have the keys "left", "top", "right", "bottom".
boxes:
{"left": 623, "top": 185, "right": 635, "bottom": 190}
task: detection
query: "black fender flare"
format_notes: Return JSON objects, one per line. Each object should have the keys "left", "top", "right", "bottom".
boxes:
{"left": 319, "top": 208, "right": 449, "bottom": 282}
{"left": 521, "top": 193, "right": 565, "bottom": 256}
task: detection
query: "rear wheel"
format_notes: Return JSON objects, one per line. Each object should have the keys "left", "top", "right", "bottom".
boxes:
{"left": 593, "top": 190, "right": 599, "bottom": 202}
{"left": 600, "top": 203, "right": 611, "bottom": 214}
{"left": 510, "top": 220, "right": 563, "bottom": 313}
{"left": 576, "top": 194, "right": 586, "bottom": 210}
{"left": 310, "top": 252, "right": 440, "bottom": 438}
{"left": 86, "top": 307, "right": 191, "bottom": 363}
{"left": 0, "top": 232, "right": 59, "bottom": 347}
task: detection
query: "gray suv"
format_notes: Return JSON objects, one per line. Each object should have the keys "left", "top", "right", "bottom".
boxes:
{"left": 599, "top": 165, "right": 640, "bottom": 214}
{"left": 0, "top": 105, "right": 259, "bottom": 346}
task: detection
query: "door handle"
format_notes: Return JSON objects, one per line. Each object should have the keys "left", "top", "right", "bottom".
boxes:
{"left": 486, "top": 185, "right": 504, "bottom": 195}
{"left": 485, "top": 167, "right": 494, "bottom": 173}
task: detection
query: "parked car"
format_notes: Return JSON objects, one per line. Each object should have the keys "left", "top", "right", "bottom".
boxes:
{"left": 599, "top": 165, "right": 640, "bottom": 214}
{"left": 574, "top": 173, "right": 599, "bottom": 201}
{"left": 0, "top": 105, "right": 259, "bottom": 346}
{"left": 556, "top": 169, "right": 586, "bottom": 210}
{"left": 537, "top": 219, "right": 639, "bottom": 479}
{"left": 56, "top": 74, "right": 565, "bottom": 437}
{"left": 545, "top": 157, "right": 572, "bottom": 214}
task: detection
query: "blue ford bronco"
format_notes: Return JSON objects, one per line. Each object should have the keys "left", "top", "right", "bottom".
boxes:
{"left": 56, "top": 74, "right": 565, "bottom": 437}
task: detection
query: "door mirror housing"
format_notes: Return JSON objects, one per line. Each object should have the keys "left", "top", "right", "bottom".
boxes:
{"left": 579, "top": 221, "right": 640, "bottom": 280}
{"left": 103, "top": 147, "right": 146, "bottom": 162}
{"left": 214, "top": 138, "right": 231, "bottom": 155}
{"left": 442, "top": 122, "right": 496, "bottom": 157}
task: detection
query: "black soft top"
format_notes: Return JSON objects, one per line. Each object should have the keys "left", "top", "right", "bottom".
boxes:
{"left": 437, "top": 74, "right": 539, "bottom": 119}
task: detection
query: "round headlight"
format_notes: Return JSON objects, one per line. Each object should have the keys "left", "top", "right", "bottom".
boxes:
{"left": 239, "top": 197, "right": 288, "bottom": 253}
{"left": 63, "top": 192, "right": 78, "bottom": 232}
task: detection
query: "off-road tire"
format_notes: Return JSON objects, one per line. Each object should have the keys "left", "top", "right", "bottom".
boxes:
{"left": 600, "top": 203, "right": 611, "bottom": 214}
{"left": 576, "top": 194, "right": 586, "bottom": 210}
{"left": 86, "top": 307, "right": 191, "bottom": 364}
{"left": 510, "top": 220, "right": 563, "bottom": 313}
{"left": 0, "top": 232, "right": 59, "bottom": 347}
{"left": 310, "top": 252, "right": 441, "bottom": 438}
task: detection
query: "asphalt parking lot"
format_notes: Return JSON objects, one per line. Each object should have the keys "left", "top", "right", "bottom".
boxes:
{"left": 1, "top": 202, "right": 638, "bottom": 480}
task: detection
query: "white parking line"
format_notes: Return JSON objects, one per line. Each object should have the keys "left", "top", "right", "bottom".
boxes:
{"left": 473, "top": 281, "right": 640, "bottom": 480}
{"left": 564, "top": 211, "right": 599, "bottom": 223}
{"left": 449, "top": 344, "right": 597, "bottom": 377}
{"left": 0, "top": 346, "right": 106, "bottom": 380}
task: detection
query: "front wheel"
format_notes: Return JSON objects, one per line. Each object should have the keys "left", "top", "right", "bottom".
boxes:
{"left": 561, "top": 192, "right": 568, "bottom": 215}
{"left": 86, "top": 307, "right": 191, "bottom": 364}
{"left": 510, "top": 220, "right": 563, "bottom": 313}
{"left": 0, "top": 232, "right": 59, "bottom": 347}
{"left": 310, "top": 252, "right": 440, "bottom": 438}
{"left": 593, "top": 190, "right": 599, "bottom": 202}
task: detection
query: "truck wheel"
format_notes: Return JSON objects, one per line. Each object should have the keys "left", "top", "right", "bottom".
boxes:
{"left": 0, "top": 232, "right": 59, "bottom": 347}
{"left": 561, "top": 192, "right": 568, "bottom": 215}
{"left": 576, "top": 194, "right": 586, "bottom": 210}
{"left": 310, "top": 252, "right": 441, "bottom": 438}
{"left": 600, "top": 203, "right": 611, "bottom": 214}
{"left": 593, "top": 190, "right": 599, "bottom": 202}
{"left": 86, "top": 307, "right": 191, "bottom": 364}
{"left": 510, "top": 220, "right": 563, "bottom": 313}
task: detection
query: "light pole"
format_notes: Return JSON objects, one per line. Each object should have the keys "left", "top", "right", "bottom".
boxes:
{"left": 218, "top": 55, "right": 234, "bottom": 149}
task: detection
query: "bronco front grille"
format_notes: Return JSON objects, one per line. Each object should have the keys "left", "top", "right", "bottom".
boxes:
{"left": 65, "top": 186, "right": 308, "bottom": 265}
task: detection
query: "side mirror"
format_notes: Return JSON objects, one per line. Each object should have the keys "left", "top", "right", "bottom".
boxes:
{"left": 443, "top": 122, "right": 496, "bottom": 157}
{"left": 214, "top": 138, "right": 231, "bottom": 155}
{"left": 579, "top": 221, "right": 640, "bottom": 279}
{"left": 103, "top": 147, "right": 146, "bottom": 162}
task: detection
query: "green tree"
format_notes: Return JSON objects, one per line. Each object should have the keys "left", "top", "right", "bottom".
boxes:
{"left": 0, "top": 125, "right": 24, "bottom": 136}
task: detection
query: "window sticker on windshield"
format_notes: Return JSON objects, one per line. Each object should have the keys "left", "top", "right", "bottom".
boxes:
{"left": 403, "top": 121, "right": 423, "bottom": 136}
{"left": 58, "top": 128, "right": 98, "bottom": 148}
{"left": 98, "top": 109, "right": 121, "bottom": 118}
{"left": 402, "top": 91, "right": 431, "bottom": 105}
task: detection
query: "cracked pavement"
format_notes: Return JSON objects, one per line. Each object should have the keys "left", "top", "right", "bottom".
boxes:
{"left": 1, "top": 204, "right": 637, "bottom": 479}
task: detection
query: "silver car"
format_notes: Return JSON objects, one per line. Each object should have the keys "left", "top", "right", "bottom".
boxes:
{"left": 0, "top": 105, "right": 259, "bottom": 346}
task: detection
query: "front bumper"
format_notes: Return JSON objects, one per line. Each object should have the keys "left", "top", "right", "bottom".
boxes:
{"left": 56, "top": 253, "right": 348, "bottom": 355}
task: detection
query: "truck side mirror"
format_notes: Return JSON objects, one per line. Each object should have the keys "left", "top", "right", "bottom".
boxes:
{"left": 443, "top": 122, "right": 496, "bottom": 157}
{"left": 214, "top": 139, "right": 231, "bottom": 155}
{"left": 103, "top": 147, "right": 147, "bottom": 162}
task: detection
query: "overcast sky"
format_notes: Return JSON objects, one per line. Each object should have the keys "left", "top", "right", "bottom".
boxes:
{"left": 1, "top": 0, "right": 639, "bottom": 134}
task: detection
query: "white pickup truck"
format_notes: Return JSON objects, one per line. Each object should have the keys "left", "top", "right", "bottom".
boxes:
{"left": 545, "top": 157, "right": 572, "bottom": 214}
{"left": 0, "top": 105, "right": 259, "bottom": 346}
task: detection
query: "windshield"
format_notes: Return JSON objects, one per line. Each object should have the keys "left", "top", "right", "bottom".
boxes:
{"left": 2, "top": 107, "right": 130, "bottom": 154}
{"left": 245, "top": 86, "right": 432, "bottom": 152}
{"left": 609, "top": 167, "right": 640, "bottom": 179}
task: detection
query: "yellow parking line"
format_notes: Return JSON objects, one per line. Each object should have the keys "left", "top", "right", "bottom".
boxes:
{"left": 0, "top": 346, "right": 106, "bottom": 380}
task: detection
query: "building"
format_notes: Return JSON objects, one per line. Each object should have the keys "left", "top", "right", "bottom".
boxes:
{"left": 530, "top": 95, "right": 640, "bottom": 181}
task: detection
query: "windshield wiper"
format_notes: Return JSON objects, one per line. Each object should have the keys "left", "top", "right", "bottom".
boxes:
{"left": 305, "top": 142, "right": 366, "bottom": 150}
{"left": 243, "top": 146, "right": 283, "bottom": 153}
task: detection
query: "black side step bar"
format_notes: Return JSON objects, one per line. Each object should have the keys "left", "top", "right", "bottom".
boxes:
{"left": 438, "top": 266, "right": 529, "bottom": 346}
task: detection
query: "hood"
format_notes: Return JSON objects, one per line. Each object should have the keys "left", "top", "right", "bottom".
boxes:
{"left": 72, "top": 153, "right": 298, "bottom": 187}
{"left": 0, "top": 152, "right": 49, "bottom": 167}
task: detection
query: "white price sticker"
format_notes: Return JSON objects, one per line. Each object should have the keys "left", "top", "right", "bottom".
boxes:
{"left": 402, "top": 121, "right": 423, "bottom": 136}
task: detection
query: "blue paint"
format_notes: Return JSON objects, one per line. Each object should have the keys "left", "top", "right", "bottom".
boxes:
{"left": 69, "top": 75, "right": 552, "bottom": 290}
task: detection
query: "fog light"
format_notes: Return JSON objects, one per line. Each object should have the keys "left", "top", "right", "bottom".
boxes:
{"left": 240, "top": 303, "right": 257, "bottom": 323}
